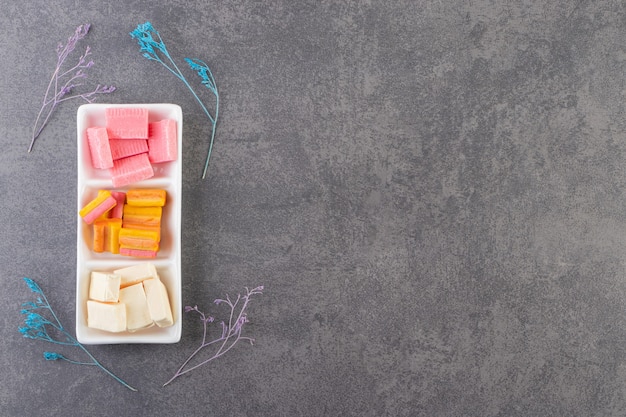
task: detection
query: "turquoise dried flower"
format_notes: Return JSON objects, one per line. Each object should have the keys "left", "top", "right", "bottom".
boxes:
{"left": 130, "top": 21, "right": 219, "bottom": 179}
{"left": 18, "top": 278, "right": 136, "bottom": 391}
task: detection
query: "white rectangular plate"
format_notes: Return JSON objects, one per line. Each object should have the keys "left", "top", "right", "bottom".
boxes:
{"left": 76, "top": 103, "right": 182, "bottom": 344}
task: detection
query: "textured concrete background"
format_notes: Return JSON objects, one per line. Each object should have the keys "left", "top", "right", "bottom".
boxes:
{"left": 2, "top": 1, "right": 626, "bottom": 416}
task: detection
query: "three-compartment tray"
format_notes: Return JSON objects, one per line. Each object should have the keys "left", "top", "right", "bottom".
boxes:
{"left": 75, "top": 103, "right": 182, "bottom": 344}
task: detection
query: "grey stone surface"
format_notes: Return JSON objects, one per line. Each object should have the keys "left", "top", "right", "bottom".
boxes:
{"left": 3, "top": 0, "right": 626, "bottom": 415}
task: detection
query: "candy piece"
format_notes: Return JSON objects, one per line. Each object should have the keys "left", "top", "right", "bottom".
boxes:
{"left": 120, "top": 247, "right": 158, "bottom": 258}
{"left": 95, "top": 209, "right": 111, "bottom": 221}
{"left": 126, "top": 189, "right": 167, "bottom": 207}
{"left": 120, "top": 222, "right": 161, "bottom": 241}
{"left": 79, "top": 190, "right": 117, "bottom": 224}
{"left": 123, "top": 205, "right": 162, "bottom": 228}
{"left": 105, "top": 107, "right": 148, "bottom": 139}
{"left": 109, "top": 139, "right": 148, "bottom": 160}
{"left": 94, "top": 218, "right": 122, "bottom": 254}
{"left": 122, "top": 222, "right": 161, "bottom": 244}
{"left": 148, "top": 119, "right": 178, "bottom": 163}
{"left": 106, "top": 219, "right": 123, "bottom": 254}
{"left": 119, "top": 228, "right": 160, "bottom": 250}
{"left": 93, "top": 221, "right": 105, "bottom": 253}
{"left": 120, "top": 240, "right": 159, "bottom": 252}
{"left": 143, "top": 278, "right": 173, "bottom": 328}
{"left": 86, "top": 127, "right": 113, "bottom": 169}
{"left": 89, "top": 271, "right": 121, "bottom": 302}
{"left": 114, "top": 263, "right": 158, "bottom": 288}
{"left": 110, "top": 153, "right": 154, "bottom": 188}
{"left": 109, "top": 191, "right": 126, "bottom": 219}
{"left": 119, "top": 283, "right": 153, "bottom": 332}
{"left": 87, "top": 300, "right": 126, "bottom": 333}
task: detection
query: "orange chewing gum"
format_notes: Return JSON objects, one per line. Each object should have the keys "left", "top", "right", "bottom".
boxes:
{"left": 126, "top": 189, "right": 167, "bottom": 207}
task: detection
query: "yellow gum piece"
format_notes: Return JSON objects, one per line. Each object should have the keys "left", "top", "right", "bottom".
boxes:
{"left": 96, "top": 210, "right": 111, "bottom": 221}
{"left": 79, "top": 190, "right": 112, "bottom": 217}
{"left": 119, "top": 228, "right": 160, "bottom": 250}
{"left": 93, "top": 222, "right": 105, "bottom": 253}
{"left": 122, "top": 205, "right": 162, "bottom": 227}
{"left": 126, "top": 189, "right": 167, "bottom": 207}
{"left": 93, "top": 218, "right": 123, "bottom": 254}
{"left": 107, "top": 219, "right": 122, "bottom": 254}
{"left": 120, "top": 242, "right": 160, "bottom": 252}
{"left": 121, "top": 222, "right": 161, "bottom": 241}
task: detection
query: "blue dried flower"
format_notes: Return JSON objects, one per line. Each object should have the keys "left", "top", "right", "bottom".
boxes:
{"left": 44, "top": 351, "right": 63, "bottom": 361}
{"left": 130, "top": 21, "right": 169, "bottom": 58}
{"left": 18, "top": 278, "right": 136, "bottom": 391}
{"left": 23, "top": 278, "right": 42, "bottom": 294}
{"left": 130, "top": 21, "right": 219, "bottom": 179}
{"left": 21, "top": 301, "right": 38, "bottom": 311}
{"left": 24, "top": 312, "right": 48, "bottom": 328}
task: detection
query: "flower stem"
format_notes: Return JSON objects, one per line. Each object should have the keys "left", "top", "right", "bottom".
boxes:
{"left": 20, "top": 278, "right": 135, "bottom": 391}
{"left": 201, "top": 95, "right": 218, "bottom": 179}
{"left": 163, "top": 287, "right": 262, "bottom": 387}
{"left": 76, "top": 343, "right": 137, "bottom": 391}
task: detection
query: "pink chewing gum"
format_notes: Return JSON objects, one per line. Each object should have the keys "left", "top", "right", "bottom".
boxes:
{"left": 120, "top": 247, "right": 158, "bottom": 258}
{"left": 109, "top": 191, "right": 126, "bottom": 219}
{"left": 86, "top": 127, "right": 113, "bottom": 169}
{"left": 148, "top": 119, "right": 178, "bottom": 163}
{"left": 110, "top": 153, "right": 154, "bottom": 188}
{"left": 79, "top": 190, "right": 117, "bottom": 224}
{"left": 109, "top": 139, "right": 148, "bottom": 160}
{"left": 105, "top": 107, "right": 149, "bottom": 139}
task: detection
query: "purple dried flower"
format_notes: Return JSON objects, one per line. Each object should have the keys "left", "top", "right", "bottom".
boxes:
{"left": 58, "top": 84, "right": 73, "bottom": 99}
{"left": 28, "top": 24, "right": 115, "bottom": 152}
{"left": 163, "top": 285, "right": 264, "bottom": 386}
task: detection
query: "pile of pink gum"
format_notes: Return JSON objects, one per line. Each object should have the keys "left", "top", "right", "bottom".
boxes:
{"left": 86, "top": 108, "right": 177, "bottom": 187}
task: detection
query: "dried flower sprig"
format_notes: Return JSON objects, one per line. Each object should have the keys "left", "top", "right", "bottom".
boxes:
{"left": 19, "top": 278, "right": 136, "bottom": 391}
{"left": 163, "top": 285, "right": 264, "bottom": 387}
{"left": 130, "top": 21, "right": 219, "bottom": 179}
{"left": 28, "top": 24, "right": 115, "bottom": 152}
{"left": 185, "top": 58, "right": 219, "bottom": 178}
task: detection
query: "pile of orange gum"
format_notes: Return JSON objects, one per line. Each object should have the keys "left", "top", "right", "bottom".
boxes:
{"left": 79, "top": 189, "right": 166, "bottom": 258}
